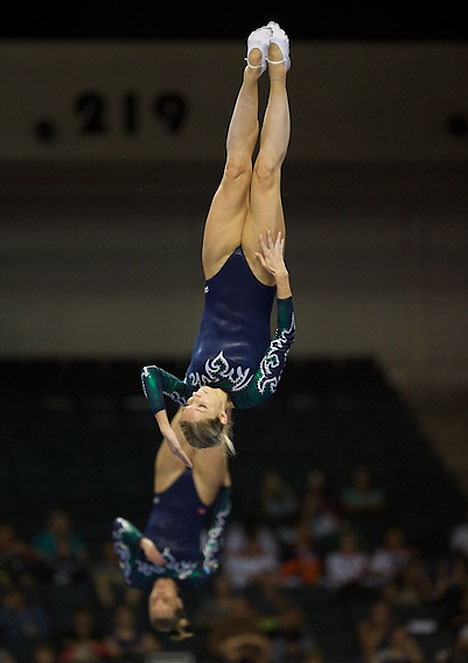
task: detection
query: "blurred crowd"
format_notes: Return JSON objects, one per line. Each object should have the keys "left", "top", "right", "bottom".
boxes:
{"left": 1, "top": 465, "right": 468, "bottom": 663}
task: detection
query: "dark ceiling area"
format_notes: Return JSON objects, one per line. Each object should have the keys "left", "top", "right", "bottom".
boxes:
{"left": 2, "top": 4, "right": 467, "bottom": 40}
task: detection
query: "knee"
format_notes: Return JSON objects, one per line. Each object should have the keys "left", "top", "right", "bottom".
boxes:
{"left": 253, "top": 154, "right": 280, "bottom": 185}
{"left": 224, "top": 156, "right": 252, "bottom": 182}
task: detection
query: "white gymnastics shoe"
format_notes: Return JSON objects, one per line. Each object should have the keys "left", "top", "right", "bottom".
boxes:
{"left": 245, "top": 24, "right": 273, "bottom": 75}
{"left": 266, "top": 20, "right": 291, "bottom": 70}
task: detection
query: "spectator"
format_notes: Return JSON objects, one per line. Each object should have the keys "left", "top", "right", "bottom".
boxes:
{"left": 209, "top": 623, "right": 272, "bottom": 663}
{"left": 324, "top": 528, "right": 369, "bottom": 590}
{"left": 357, "top": 600, "right": 395, "bottom": 663}
{"left": 433, "top": 553, "right": 468, "bottom": 603}
{"left": 450, "top": 509, "right": 468, "bottom": 559}
{"left": 57, "top": 607, "right": 111, "bottom": 663}
{"left": 32, "top": 510, "right": 87, "bottom": 564}
{"left": 436, "top": 624, "right": 468, "bottom": 662}
{"left": 268, "top": 605, "right": 318, "bottom": 663}
{"left": 0, "top": 648, "right": 15, "bottom": 663}
{"left": 366, "top": 526, "right": 412, "bottom": 587}
{"left": 448, "top": 586, "right": 468, "bottom": 631}
{"left": 223, "top": 518, "right": 279, "bottom": 590}
{"left": 0, "top": 587, "right": 49, "bottom": 655}
{"left": 299, "top": 471, "right": 342, "bottom": 555}
{"left": 91, "top": 540, "right": 141, "bottom": 610}
{"left": 369, "top": 624, "right": 424, "bottom": 663}
{"left": 258, "top": 468, "right": 299, "bottom": 526}
{"left": 0, "top": 523, "right": 22, "bottom": 558}
{"left": 342, "top": 465, "right": 387, "bottom": 550}
{"left": 342, "top": 465, "right": 386, "bottom": 517}
{"left": 249, "top": 571, "right": 291, "bottom": 616}
{"left": 104, "top": 603, "right": 160, "bottom": 656}
{"left": 302, "top": 648, "right": 324, "bottom": 663}
{"left": 195, "top": 572, "right": 262, "bottom": 639}
{"left": 304, "top": 469, "right": 340, "bottom": 515}
{"left": 32, "top": 644, "right": 57, "bottom": 663}
{"left": 47, "top": 538, "right": 88, "bottom": 588}
{"left": 0, "top": 522, "right": 44, "bottom": 588}
{"left": 205, "top": 590, "right": 264, "bottom": 661}
{"left": 279, "top": 522, "right": 322, "bottom": 587}
{"left": 382, "top": 553, "right": 435, "bottom": 607}
{"left": 194, "top": 571, "right": 242, "bottom": 628}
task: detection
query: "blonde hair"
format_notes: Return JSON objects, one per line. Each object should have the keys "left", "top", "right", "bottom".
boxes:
{"left": 180, "top": 399, "right": 235, "bottom": 455}
{"left": 152, "top": 612, "right": 194, "bottom": 641}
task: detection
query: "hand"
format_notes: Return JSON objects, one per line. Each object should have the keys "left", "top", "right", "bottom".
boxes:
{"left": 156, "top": 411, "right": 193, "bottom": 468}
{"left": 140, "top": 537, "right": 165, "bottom": 565}
{"left": 163, "top": 426, "right": 194, "bottom": 469}
{"left": 255, "top": 229, "right": 288, "bottom": 280}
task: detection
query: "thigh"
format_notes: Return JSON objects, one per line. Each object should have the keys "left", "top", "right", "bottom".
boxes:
{"left": 241, "top": 169, "right": 286, "bottom": 285}
{"left": 192, "top": 446, "right": 228, "bottom": 506}
{"left": 202, "top": 171, "right": 251, "bottom": 279}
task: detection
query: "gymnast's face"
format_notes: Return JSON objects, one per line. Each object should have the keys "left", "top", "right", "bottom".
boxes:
{"left": 181, "top": 387, "right": 228, "bottom": 424}
{"left": 148, "top": 578, "right": 182, "bottom": 623}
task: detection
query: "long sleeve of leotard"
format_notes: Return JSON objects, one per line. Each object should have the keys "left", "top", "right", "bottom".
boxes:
{"left": 112, "top": 517, "right": 184, "bottom": 587}
{"left": 233, "top": 296, "right": 296, "bottom": 409}
{"left": 201, "top": 485, "right": 232, "bottom": 575}
{"left": 112, "top": 517, "right": 149, "bottom": 590}
{"left": 141, "top": 365, "right": 194, "bottom": 415}
{"left": 165, "top": 485, "right": 232, "bottom": 584}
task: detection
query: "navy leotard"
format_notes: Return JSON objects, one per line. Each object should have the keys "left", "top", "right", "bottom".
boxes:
{"left": 144, "top": 468, "right": 207, "bottom": 562}
{"left": 142, "top": 246, "right": 295, "bottom": 411}
{"left": 113, "top": 469, "right": 231, "bottom": 588}
{"left": 186, "top": 246, "right": 276, "bottom": 391}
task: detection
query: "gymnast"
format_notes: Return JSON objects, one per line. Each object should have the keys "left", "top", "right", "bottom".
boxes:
{"left": 142, "top": 20, "right": 295, "bottom": 466}
{"left": 112, "top": 21, "right": 294, "bottom": 637}
{"left": 112, "top": 443, "right": 231, "bottom": 638}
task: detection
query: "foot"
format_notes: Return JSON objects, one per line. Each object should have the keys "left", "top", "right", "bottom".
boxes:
{"left": 245, "top": 47, "right": 263, "bottom": 78}
{"left": 246, "top": 25, "right": 273, "bottom": 76}
{"left": 267, "top": 43, "right": 288, "bottom": 80}
{"left": 266, "top": 21, "right": 291, "bottom": 71}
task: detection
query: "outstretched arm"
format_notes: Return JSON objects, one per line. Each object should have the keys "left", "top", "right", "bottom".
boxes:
{"left": 141, "top": 365, "right": 194, "bottom": 414}
{"left": 238, "top": 295, "right": 295, "bottom": 407}
{"left": 233, "top": 231, "right": 295, "bottom": 408}
{"left": 112, "top": 518, "right": 165, "bottom": 588}
{"left": 201, "top": 485, "right": 232, "bottom": 575}
{"left": 141, "top": 366, "right": 194, "bottom": 467}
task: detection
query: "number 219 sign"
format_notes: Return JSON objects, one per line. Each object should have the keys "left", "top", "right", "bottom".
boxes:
{"left": 34, "top": 91, "right": 189, "bottom": 143}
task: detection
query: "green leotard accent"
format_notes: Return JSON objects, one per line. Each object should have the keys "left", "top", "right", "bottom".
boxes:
{"left": 113, "top": 486, "right": 231, "bottom": 588}
{"left": 142, "top": 296, "right": 295, "bottom": 413}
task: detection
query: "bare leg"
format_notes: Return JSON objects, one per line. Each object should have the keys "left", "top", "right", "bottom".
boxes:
{"left": 202, "top": 51, "right": 262, "bottom": 279}
{"left": 242, "top": 43, "right": 290, "bottom": 285}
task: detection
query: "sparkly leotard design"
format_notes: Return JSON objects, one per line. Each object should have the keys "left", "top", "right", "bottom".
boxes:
{"left": 113, "top": 470, "right": 231, "bottom": 588}
{"left": 142, "top": 246, "right": 295, "bottom": 411}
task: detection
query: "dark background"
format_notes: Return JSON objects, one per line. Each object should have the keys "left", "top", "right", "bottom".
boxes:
{"left": 3, "top": 4, "right": 468, "bottom": 40}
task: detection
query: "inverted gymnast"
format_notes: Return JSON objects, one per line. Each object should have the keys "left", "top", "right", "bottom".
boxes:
{"left": 113, "top": 444, "right": 231, "bottom": 638}
{"left": 142, "top": 21, "right": 295, "bottom": 466}
{"left": 113, "top": 21, "right": 293, "bottom": 637}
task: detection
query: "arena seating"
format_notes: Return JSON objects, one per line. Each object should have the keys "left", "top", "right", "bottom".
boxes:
{"left": 1, "top": 358, "right": 465, "bottom": 662}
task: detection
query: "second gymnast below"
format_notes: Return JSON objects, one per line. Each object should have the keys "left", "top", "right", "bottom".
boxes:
{"left": 113, "top": 403, "right": 231, "bottom": 639}
{"left": 142, "top": 21, "right": 295, "bottom": 464}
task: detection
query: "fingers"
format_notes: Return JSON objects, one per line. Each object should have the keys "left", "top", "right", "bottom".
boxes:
{"left": 152, "top": 545, "right": 165, "bottom": 566}
{"left": 182, "top": 453, "right": 193, "bottom": 469}
{"left": 267, "top": 228, "right": 275, "bottom": 250}
{"left": 165, "top": 429, "right": 193, "bottom": 468}
{"left": 255, "top": 251, "right": 267, "bottom": 269}
{"left": 258, "top": 233, "right": 268, "bottom": 255}
{"left": 173, "top": 446, "right": 193, "bottom": 469}
{"left": 141, "top": 538, "right": 166, "bottom": 566}
{"left": 259, "top": 230, "right": 283, "bottom": 255}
